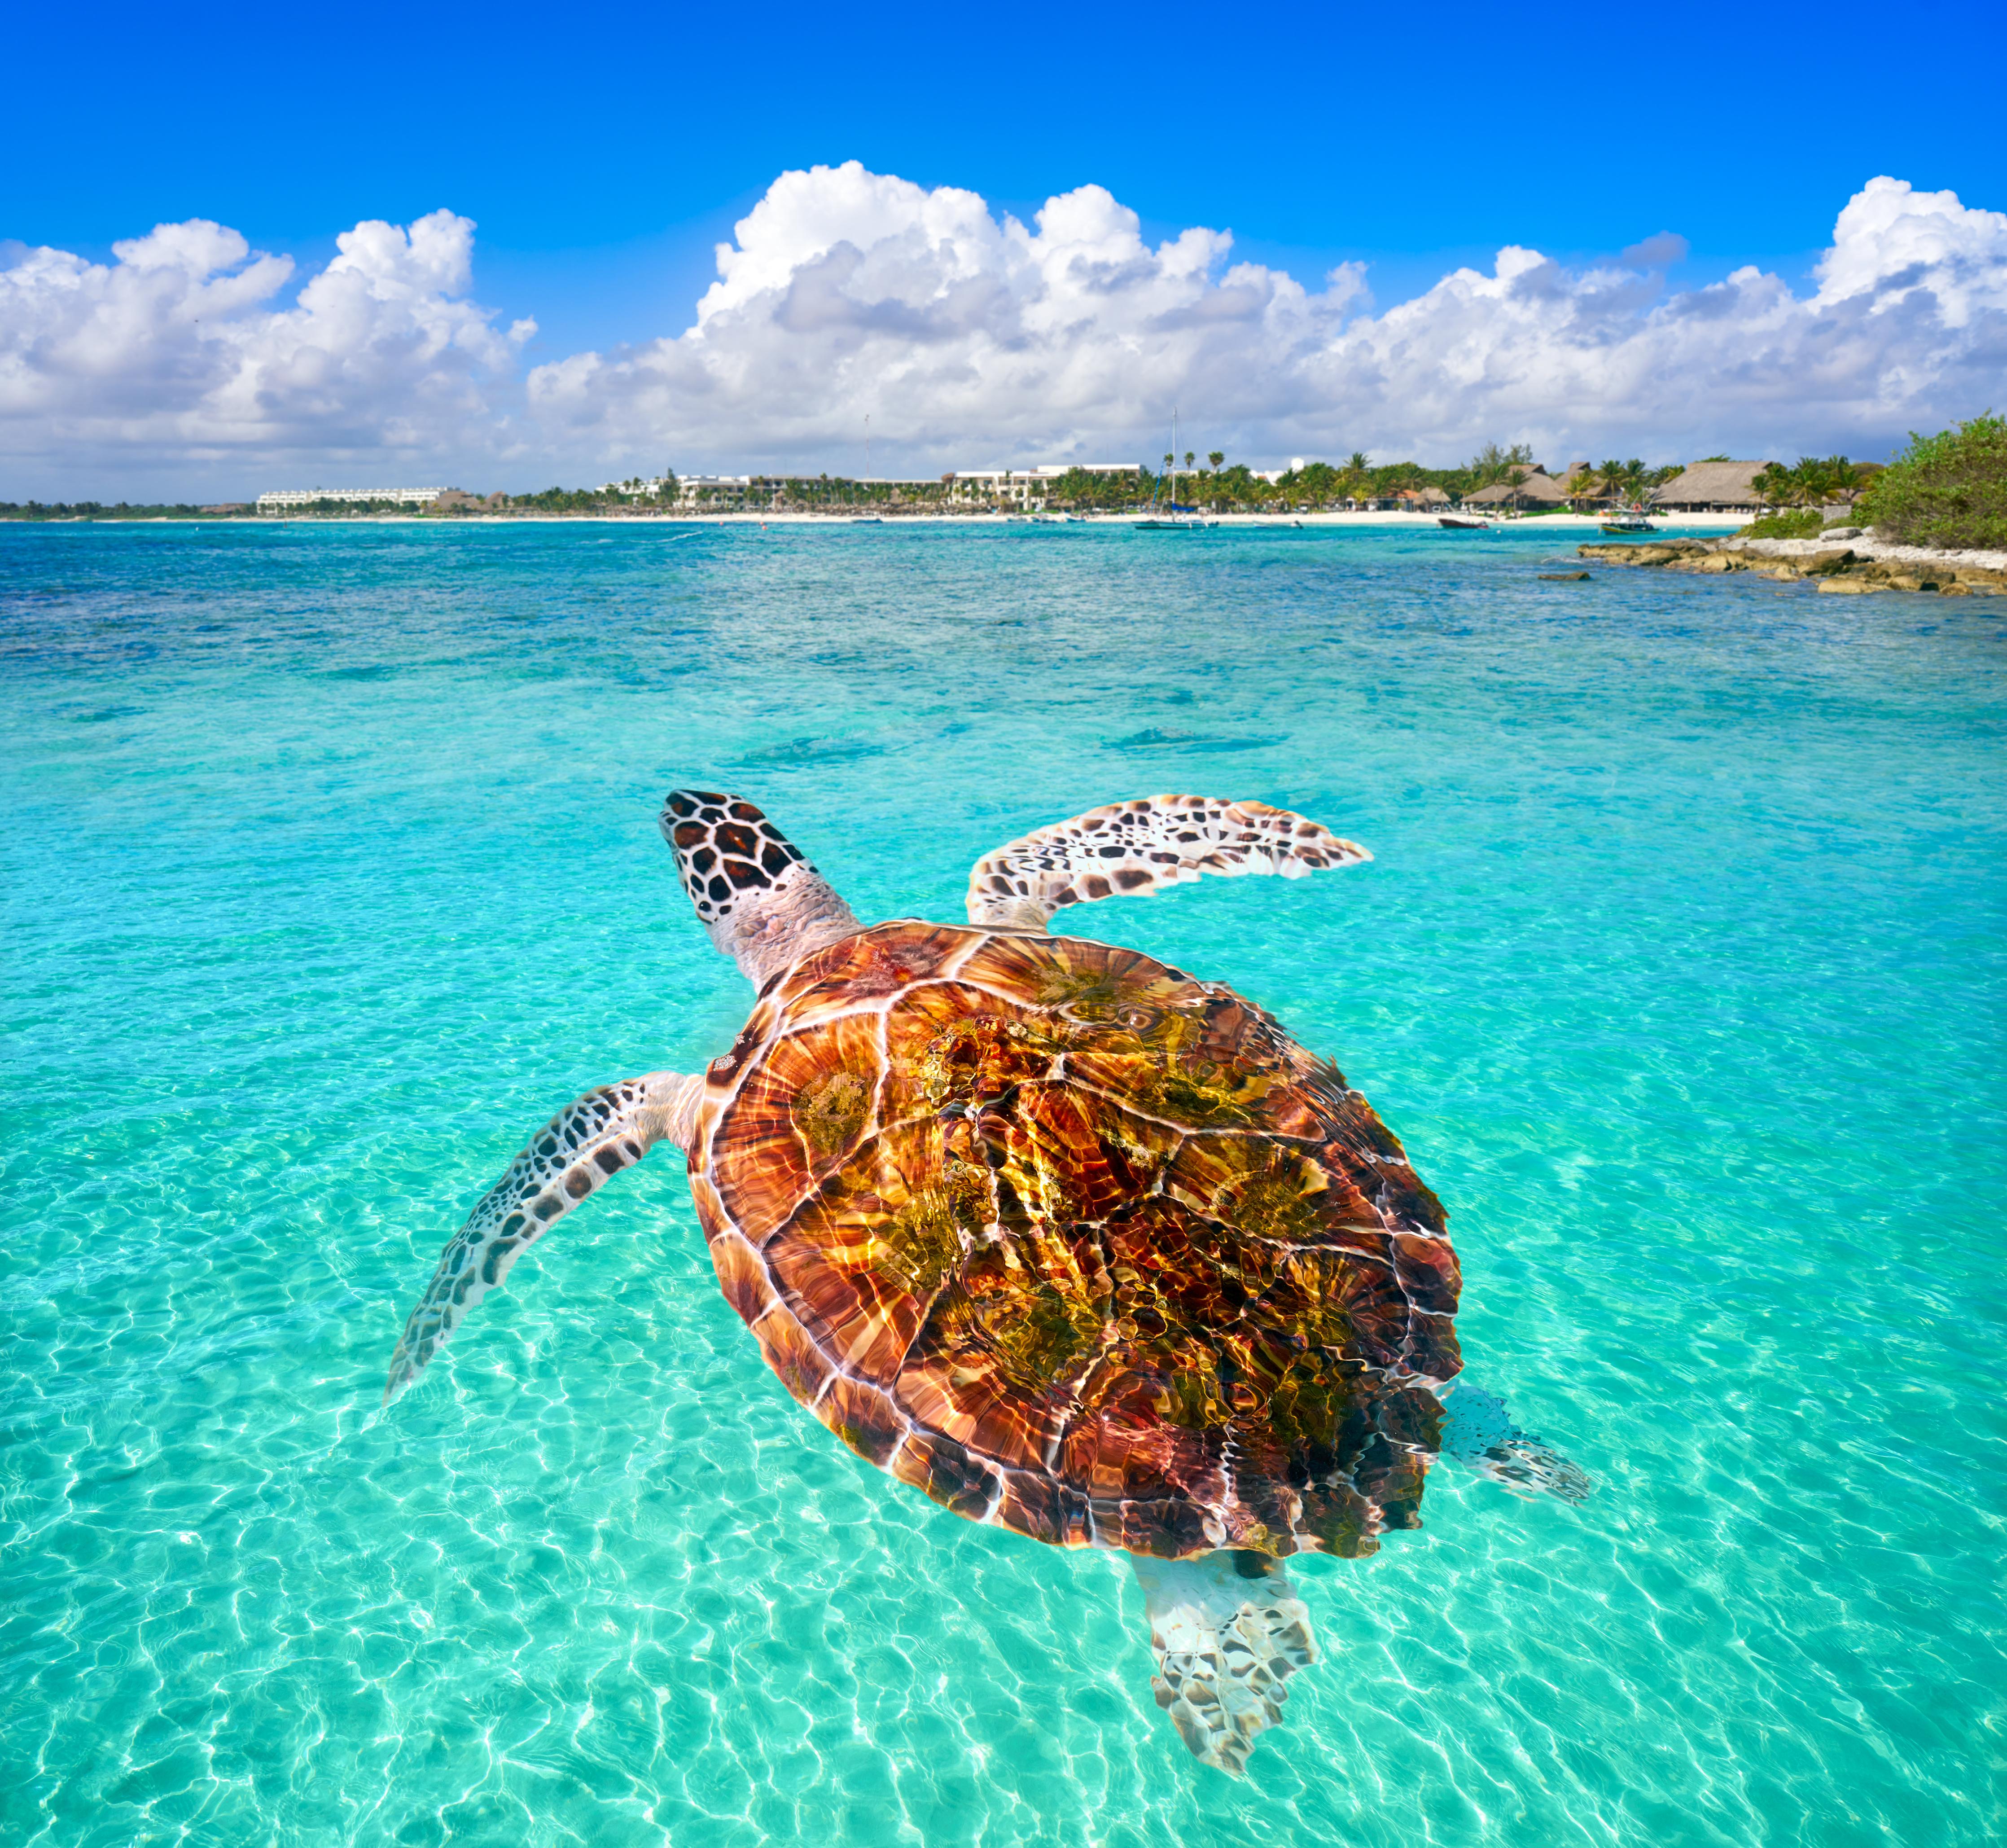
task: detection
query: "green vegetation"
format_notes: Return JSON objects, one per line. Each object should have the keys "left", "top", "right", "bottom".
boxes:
{"left": 1736, "top": 510, "right": 1826, "bottom": 539}
{"left": 1582, "top": 458, "right": 1680, "bottom": 504}
{"left": 1045, "top": 443, "right": 1679, "bottom": 513}
{"left": 1856, "top": 414, "right": 2007, "bottom": 551}
{"left": 1046, "top": 468, "right": 1146, "bottom": 510}
{"left": 1750, "top": 455, "right": 1876, "bottom": 511}
{"left": 0, "top": 500, "right": 252, "bottom": 520}
{"left": 500, "top": 486, "right": 614, "bottom": 513}
{"left": 1468, "top": 442, "right": 1536, "bottom": 487}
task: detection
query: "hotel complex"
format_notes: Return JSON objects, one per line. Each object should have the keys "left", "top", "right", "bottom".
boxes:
{"left": 256, "top": 486, "right": 441, "bottom": 511}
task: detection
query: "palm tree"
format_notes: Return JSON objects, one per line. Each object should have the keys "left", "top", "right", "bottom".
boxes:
{"left": 1208, "top": 450, "right": 1224, "bottom": 473}
{"left": 1751, "top": 462, "right": 1794, "bottom": 511}
{"left": 1348, "top": 450, "right": 1369, "bottom": 473}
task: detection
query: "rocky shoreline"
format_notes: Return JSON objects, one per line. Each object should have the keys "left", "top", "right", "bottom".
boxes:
{"left": 1576, "top": 529, "right": 2007, "bottom": 594}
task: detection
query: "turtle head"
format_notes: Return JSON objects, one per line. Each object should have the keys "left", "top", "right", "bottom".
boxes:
{"left": 659, "top": 790, "right": 863, "bottom": 987}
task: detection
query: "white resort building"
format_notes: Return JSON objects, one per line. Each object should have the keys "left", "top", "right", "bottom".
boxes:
{"left": 256, "top": 487, "right": 441, "bottom": 511}
{"left": 675, "top": 475, "right": 753, "bottom": 506}
{"left": 945, "top": 465, "right": 1141, "bottom": 508}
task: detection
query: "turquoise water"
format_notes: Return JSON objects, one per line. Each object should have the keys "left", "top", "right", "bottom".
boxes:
{"left": 3, "top": 519, "right": 2002, "bottom": 1847}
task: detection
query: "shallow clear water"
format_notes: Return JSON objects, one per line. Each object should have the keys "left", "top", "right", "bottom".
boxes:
{"left": 3, "top": 519, "right": 2003, "bottom": 1848}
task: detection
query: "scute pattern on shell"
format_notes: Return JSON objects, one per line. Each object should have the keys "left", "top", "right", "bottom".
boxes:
{"left": 689, "top": 921, "right": 1463, "bottom": 1561}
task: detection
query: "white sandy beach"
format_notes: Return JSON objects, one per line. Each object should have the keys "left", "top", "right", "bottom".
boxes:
{"left": 228, "top": 509, "right": 1755, "bottom": 531}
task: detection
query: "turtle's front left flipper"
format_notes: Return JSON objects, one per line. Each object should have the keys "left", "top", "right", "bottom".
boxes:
{"left": 1440, "top": 1379, "right": 1595, "bottom": 1504}
{"left": 383, "top": 1071, "right": 702, "bottom": 1405}
{"left": 1131, "top": 1550, "right": 1319, "bottom": 1777}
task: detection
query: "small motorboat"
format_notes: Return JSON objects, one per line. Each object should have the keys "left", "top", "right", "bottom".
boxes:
{"left": 1439, "top": 515, "right": 1489, "bottom": 530}
{"left": 1600, "top": 509, "right": 1657, "bottom": 534}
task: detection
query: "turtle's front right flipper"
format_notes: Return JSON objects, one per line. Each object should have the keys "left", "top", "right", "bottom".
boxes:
{"left": 383, "top": 1071, "right": 701, "bottom": 1405}
{"left": 1440, "top": 1380, "right": 1595, "bottom": 1503}
{"left": 966, "top": 795, "right": 1369, "bottom": 931}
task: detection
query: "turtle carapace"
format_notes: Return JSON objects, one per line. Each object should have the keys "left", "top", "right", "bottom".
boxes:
{"left": 386, "top": 792, "right": 1591, "bottom": 1775}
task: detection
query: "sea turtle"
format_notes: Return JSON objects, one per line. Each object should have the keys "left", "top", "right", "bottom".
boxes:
{"left": 386, "top": 791, "right": 1590, "bottom": 1773}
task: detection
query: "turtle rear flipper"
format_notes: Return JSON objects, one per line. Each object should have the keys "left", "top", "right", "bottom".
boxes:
{"left": 966, "top": 795, "right": 1369, "bottom": 931}
{"left": 1131, "top": 1550, "right": 1318, "bottom": 1777}
{"left": 1441, "top": 1379, "right": 1595, "bottom": 1504}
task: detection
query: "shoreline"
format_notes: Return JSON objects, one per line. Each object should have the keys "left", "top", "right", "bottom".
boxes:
{"left": 23, "top": 509, "right": 1755, "bottom": 531}
{"left": 1578, "top": 531, "right": 2007, "bottom": 589}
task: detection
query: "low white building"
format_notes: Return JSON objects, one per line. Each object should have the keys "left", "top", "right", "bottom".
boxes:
{"left": 600, "top": 477, "right": 672, "bottom": 499}
{"left": 257, "top": 487, "right": 441, "bottom": 511}
{"left": 946, "top": 464, "right": 1141, "bottom": 507}
{"left": 675, "top": 474, "right": 752, "bottom": 506}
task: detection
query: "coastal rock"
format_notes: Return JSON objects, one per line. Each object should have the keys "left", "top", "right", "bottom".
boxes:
{"left": 1577, "top": 540, "right": 1711, "bottom": 566}
{"left": 1799, "top": 549, "right": 1857, "bottom": 576}
{"left": 1538, "top": 571, "right": 1592, "bottom": 581}
{"left": 1816, "top": 578, "right": 1876, "bottom": 594}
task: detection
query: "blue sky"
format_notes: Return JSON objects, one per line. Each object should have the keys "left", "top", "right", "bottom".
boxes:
{"left": 5, "top": 0, "right": 2005, "bottom": 493}
{"left": 13, "top": 0, "right": 2001, "bottom": 354}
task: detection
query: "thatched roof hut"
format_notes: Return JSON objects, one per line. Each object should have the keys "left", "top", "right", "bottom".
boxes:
{"left": 1465, "top": 468, "right": 1571, "bottom": 508}
{"left": 1648, "top": 461, "right": 1774, "bottom": 511}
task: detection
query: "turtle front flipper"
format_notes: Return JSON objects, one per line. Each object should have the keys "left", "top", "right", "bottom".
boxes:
{"left": 383, "top": 1071, "right": 701, "bottom": 1405}
{"left": 1439, "top": 1379, "right": 1595, "bottom": 1504}
{"left": 1131, "top": 1550, "right": 1319, "bottom": 1777}
{"left": 966, "top": 795, "right": 1370, "bottom": 931}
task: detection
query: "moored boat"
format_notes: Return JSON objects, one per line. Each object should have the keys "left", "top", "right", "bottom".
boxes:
{"left": 1439, "top": 515, "right": 1489, "bottom": 530}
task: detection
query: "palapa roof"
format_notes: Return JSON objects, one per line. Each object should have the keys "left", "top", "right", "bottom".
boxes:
{"left": 1648, "top": 460, "right": 1774, "bottom": 507}
{"left": 1465, "top": 470, "right": 1571, "bottom": 505}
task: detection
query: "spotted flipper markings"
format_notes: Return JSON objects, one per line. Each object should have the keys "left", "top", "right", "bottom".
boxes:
{"left": 383, "top": 1071, "right": 699, "bottom": 1405}
{"left": 966, "top": 795, "right": 1371, "bottom": 930}
{"left": 1131, "top": 1549, "right": 1320, "bottom": 1777}
{"left": 1439, "top": 1379, "right": 1595, "bottom": 1504}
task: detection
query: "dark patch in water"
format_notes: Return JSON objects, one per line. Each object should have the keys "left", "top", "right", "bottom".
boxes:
{"left": 320, "top": 664, "right": 398, "bottom": 681}
{"left": 1109, "top": 728, "right": 1278, "bottom": 753}
{"left": 739, "top": 736, "right": 886, "bottom": 765}
{"left": 69, "top": 705, "right": 146, "bottom": 724}
{"left": 1108, "top": 722, "right": 1276, "bottom": 750}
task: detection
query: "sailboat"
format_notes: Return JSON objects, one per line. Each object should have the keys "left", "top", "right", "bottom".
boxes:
{"left": 1132, "top": 410, "right": 1214, "bottom": 530}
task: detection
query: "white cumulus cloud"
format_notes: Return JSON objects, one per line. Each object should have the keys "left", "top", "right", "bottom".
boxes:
{"left": 0, "top": 210, "right": 531, "bottom": 490}
{"left": 528, "top": 162, "right": 1367, "bottom": 469}
{"left": 532, "top": 166, "right": 2007, "bottom": 470}
{"left": 3, "top": 169, "right": 2003, "bottom": 493}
